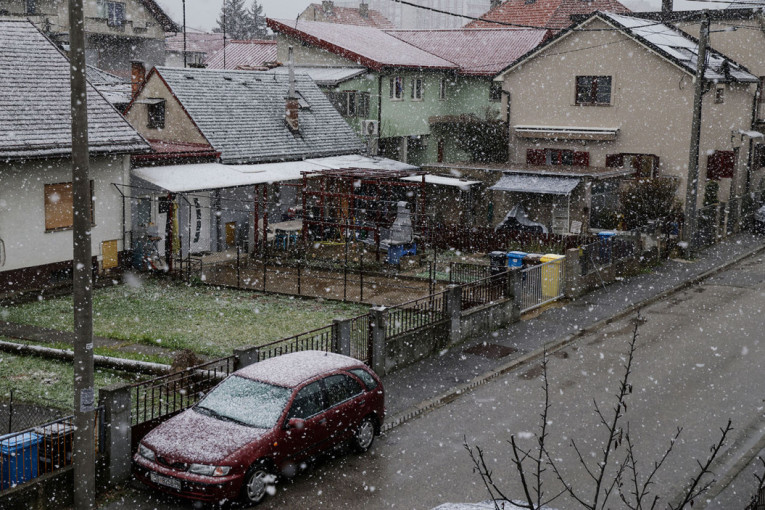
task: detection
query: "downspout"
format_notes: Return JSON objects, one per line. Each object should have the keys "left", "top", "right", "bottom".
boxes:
{"left": 377, "top": 73, "right": 383, "bottom": 155}
{"left": 746, "top": 82, "right": 762, "bottom": 194}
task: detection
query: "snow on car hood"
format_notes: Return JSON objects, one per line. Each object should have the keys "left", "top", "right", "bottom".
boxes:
{"left": 142, "top": 408, "right": 268, "bottom": 465}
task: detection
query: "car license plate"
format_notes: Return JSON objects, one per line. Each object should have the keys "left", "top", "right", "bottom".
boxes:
{"left": 150, "top": 472, "right": 182, "bottom": 491}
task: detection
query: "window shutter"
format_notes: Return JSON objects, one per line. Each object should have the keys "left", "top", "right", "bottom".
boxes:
{"left": 526, "top": 149, "right": 545, "bottom": 166}
{"left": 573, "top": 151, "right": 590, "bottom": 167}
{"left": 707, "top": 151, "right": 735, "bottom": 180}
{"left": 605, "top": 154, "right": 623, "bottom": 168}
{"left": 45, "top": 183, "right": 73, "bottom": 230}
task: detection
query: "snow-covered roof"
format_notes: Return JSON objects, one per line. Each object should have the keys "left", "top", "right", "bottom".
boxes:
{"left": 267, "top": 18, "right": 458, "bottom": 71}
{"left": 0, "top": 19, "right": 148, "bottom": 159}
{"left": 132, "top": 155, "right": 416, "bottom": 192}
{"left": 400, "top": 175, "right": 481, "bottom": 190}
{"left": 204, "top": 40, "right": 277, "bottom": 70}
{"left": 270, "top": 66, "right": 368, "bottom": 86}
{"left": 141, "top": 66, "right": 364, "bottom": 164}
{"left": 491, "top": 174, "right": 581, "bottom": 195}
{"left": 235, "top": 351, "right": 367, "bottom": 387}
{"left": 602, "top": 13, "right": 757, "bottom": 83}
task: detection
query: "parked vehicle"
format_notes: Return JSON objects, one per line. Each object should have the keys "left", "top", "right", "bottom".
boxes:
{"left": 754, "top": 205, "right": 765, "bottom": 234}
{"left": 133, "top": 351, "right": 385, "bottom": 505}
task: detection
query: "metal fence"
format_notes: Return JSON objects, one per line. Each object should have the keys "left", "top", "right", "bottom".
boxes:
{"left": 0, "top": 409, "right": 103, "bottom": 494}
{"left": 519, "top": 258, "right": 566, "bottom": 313}
{"left": 580, "top": 235, "right": 638, "bottom": 276}
{"left": 349, "top": 314, "right": 372, "bottom": 366}
{"left": 129, "top": 356, "right": 236, "bottom": 427}
{"left": 462, "top": 272, "right": 509, "bottom": 311}
{"left": 0, "top": 391, "right": 70, "bottom": 435}
{"left": 386, "top": 291, "right": 447, "bottom": 338}
{"left": 448, "top": 262, "right": 490, "bottom": 284}
{"left": 257, "top": 324, "right": 336, "bottom": 362}
{"left": 428, "top": 223, "right": 594, "bottom": 254}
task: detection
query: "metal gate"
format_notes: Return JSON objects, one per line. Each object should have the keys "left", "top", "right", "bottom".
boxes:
{"left": 519, "top": 257, "right": 565, "bottom": 313}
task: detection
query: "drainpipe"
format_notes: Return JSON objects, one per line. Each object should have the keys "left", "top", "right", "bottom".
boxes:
{"left": 746, "top": 82, "right": 762, "bottom": 194}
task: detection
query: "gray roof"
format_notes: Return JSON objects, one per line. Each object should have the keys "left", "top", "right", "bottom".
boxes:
{"left": 152, "top": 66, "right": 364, "bottom": 164}
{"left": 86, "top": 65, "right": 128, "bottom": 86}
{"left": 0, "top": 19, "right": 148, "bottom": 159}
{"left": 271, "top": 66, "right": 367, "bottom": 86}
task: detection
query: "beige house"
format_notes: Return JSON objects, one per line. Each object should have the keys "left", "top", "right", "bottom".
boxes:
{"left": 495, "top": 11, "right": 760, "bottom": 232}
{"left": 0, "top": 0, "right": 177, "bottom": 77}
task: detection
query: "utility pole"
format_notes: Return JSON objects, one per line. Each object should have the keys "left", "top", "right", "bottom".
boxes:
{"left": 182, "top": 0, "right": 187, "bottom": 68}
{"left": 683, "top": 11, "right": 710, "bottom": 257}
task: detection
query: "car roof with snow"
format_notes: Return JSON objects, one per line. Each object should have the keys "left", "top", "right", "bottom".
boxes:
{"left": 235, "top": 351, "right": 366, "bottom": 388}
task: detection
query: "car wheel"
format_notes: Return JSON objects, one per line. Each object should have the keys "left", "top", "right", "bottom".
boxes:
{"left": 352, "top": 416, "right": 376, "bottom": 453}
{"left": 240, "top": 462, "right": 274, "bottom": 505}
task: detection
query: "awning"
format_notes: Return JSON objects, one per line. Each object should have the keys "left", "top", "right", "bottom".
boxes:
{"left": 514, "top": 125, "right": 619, "bottom": 141}
{"left": 132, "top": 155, "right": 417, "bottom": 193}
{"left": 490, "top": 174, "right": 580, "bottom": 195}
{"left": 133, "top": 98, "right": 165, "bottom": 105}
{"left": 400, "top": 175, "right": 480, "bottom": 190}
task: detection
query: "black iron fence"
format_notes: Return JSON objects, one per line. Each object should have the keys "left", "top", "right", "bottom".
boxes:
{"left": 256, "top": 324, "right": 336, "bottom": 362}
{"left": 580, "top": 234, "right": 638, "bottom": 276}
{"left": 448, "top": 262, "right": 490, "bottom": 284}
{"left": 462, "top": 272, "right": 509, "bottom": 311}
{"left": 385, "top": 291, "right": 447, "bottom": 338}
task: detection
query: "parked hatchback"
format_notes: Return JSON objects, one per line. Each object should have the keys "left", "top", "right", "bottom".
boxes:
{"left": 133, "top": 351, "right": 384, "bottom": 505}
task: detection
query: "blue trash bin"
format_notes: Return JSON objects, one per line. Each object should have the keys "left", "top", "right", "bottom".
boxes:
{"left": 597, "top": 232, "right": 616, "bottom": 263}
{"left": 0, "top": 432, "right": 41, "bottom": 490}
{"left": 506, "top": 251, "right": 527, "bottom": 268}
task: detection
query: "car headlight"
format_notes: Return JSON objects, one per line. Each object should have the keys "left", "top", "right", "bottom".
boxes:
{"left": 138, "top": 443, "right": 155, "bottom": 462}
{"left": 188, "top": 464, "right": 231, "bottom": 477}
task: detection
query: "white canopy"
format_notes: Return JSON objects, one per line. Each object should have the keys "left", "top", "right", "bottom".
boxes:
{"left": 400, "top": 174, "right": 480, "bottom": 190}
{"left": 490, "top": 174, "right": 580, "bottom": 195}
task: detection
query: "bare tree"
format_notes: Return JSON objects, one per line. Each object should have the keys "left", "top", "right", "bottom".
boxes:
{"left": 465, "top": 314, "right": 732, "bottom": 510}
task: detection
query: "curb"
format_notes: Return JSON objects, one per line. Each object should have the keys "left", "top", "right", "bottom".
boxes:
{"left": 381, "top": 240, "right": 765, "bottom": 435}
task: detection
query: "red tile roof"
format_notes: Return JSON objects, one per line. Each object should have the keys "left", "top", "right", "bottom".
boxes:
{"left": 301, "top": 3, "right": 395, "bottom": 28}
{"left": 466, "top": 0, "right": 630, "bottom": 30}
{"left": 388, "top": 28, "right": 549, "bottom": 75}
{"left": 165, "top": 32, "right": 225, "bottom": 57}
{"left": 267, "top": 19, "right": 457, "bottom": 71}
{"left": 204, "top": 40, "right": 277, "bottom": 70}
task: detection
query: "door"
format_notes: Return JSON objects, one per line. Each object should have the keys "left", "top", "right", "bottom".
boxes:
{"left": 188, "top": 193, "right": 211, "bottom": 254}
{"left": 225, "top": 222, "right": 237, "bottom": 247}
{"left": 281, "top": 381, "right": 331, "bottom": 463}
{"left": 321, "top": 374, "right": 365, "bottom": 448}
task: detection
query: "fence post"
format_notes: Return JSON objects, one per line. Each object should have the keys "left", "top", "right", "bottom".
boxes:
{"left": 445, "top": 284, "right": 462, "bottom": 346}
{"left": 506, "top": 269, "right": 521, "bottom": 321}
{"left": 233, "top": 346, "right": 260, "bottom": 370}
{"left": 98, "top": 383, "right": 132, "bottom": 485}
{"left": 564, "top": 248, "right": 583, "bottom": 299}
{"left": 333, "top": 318, "right": 352, "bottom": 356}
{"left": 370, "top": 307, "right": 387, "bottom": 376}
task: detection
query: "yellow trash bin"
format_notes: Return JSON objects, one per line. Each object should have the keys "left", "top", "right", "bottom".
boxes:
{"left": 540, "top": 254, "right": 565, "bottom": 298}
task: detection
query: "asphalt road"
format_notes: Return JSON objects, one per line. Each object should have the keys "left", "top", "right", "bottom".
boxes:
{"left": 102, "top": 252, "right": 765, "bottom": 510}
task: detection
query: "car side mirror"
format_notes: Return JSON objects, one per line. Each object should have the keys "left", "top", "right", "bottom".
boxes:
{"left": 286, "top": 418, "right": 305, "bottom": 430}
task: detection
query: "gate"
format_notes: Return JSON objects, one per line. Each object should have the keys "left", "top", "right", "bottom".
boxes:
{"left": 519, "top": 257, "right": 565, "bottom": 313}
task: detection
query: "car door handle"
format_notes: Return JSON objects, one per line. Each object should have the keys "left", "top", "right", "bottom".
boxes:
{"left": 358, "top": 400, "right": 366, "bottom": 405}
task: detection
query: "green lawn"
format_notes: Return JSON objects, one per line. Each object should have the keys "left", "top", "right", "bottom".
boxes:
{"left": 1, "top": 276, "right": 369, "bottom": 358}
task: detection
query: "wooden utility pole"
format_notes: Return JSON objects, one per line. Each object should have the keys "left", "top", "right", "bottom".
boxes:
{"left": 683, "top": 11, "right": 710, "bottom": 256}
{"left": 68, "top": 0, "right": 96, "bottom": 507}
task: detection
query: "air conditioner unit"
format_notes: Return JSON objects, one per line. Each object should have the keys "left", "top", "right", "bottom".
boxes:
{"left": 362, "top": 119, "right": 379, "bottom": 137}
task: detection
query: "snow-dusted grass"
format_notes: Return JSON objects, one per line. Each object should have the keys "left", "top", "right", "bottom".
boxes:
{"left": 0, "top": 276, "right": 368, "bottom": 358}
{"left": 0, "top": 351, "right": 140, "bottom": 409}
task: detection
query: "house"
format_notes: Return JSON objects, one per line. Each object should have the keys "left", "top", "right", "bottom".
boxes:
{"left": 164, "top": 30, "right": 224, "bottom": 68}
{"left": 298, "top": 1, "right": 394, "bottom": 28}
{"left": 267, "top": 18, "right": 547, "bottom": 166}
{"left": 204, "top": 40, "right": 277, "bottom": 70}
{"left": 0, "top": 18, "right": 149, "bottom": 293}
{"left": 628, "top": 8, "right": 765, "bottom": 187}
{"left": 87, "top": 64, "right": 132, "bottom": 111}
{"left": 333, "top": 0, "right": 493, "bottom": 29}
{"left": 465, "top": 0, "right": 630, "bottom": 31}
{"left": 488, "top": 11, "right": 759, "bottom": 234}
{"left": 0, "top": 0, "right": 177, "bottom": 77}
{"left": 122, "top": 65, "right": 419, "bottom": 263}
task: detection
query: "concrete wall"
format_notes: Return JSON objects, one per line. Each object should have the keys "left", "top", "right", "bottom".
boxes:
{"left": 383, "top": 321, "right": 450, "bottom": 374}
{"left": 0, "top": 154, "right": 131, "bottom": 273}
{"left": 458, "top": 297, "right": 518, "bottom": 345}
{"left": 499, "top": 17, "right": 757, "bottom": 209}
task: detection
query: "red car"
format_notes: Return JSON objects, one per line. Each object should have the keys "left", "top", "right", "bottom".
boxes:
{"left": 133, "top": 351, "right": 385, "bottom": 505}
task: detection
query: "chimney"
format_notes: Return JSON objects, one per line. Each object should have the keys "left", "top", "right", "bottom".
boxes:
{"left": 322, "top": 0, "right": 334, "bottom": 16}
{"left": 131, "top": 60, "right": 146, "bottom": 98}
{"left": 661, "top": 0, "right": 672, "bottom": 19}
{"left": 285, "top": 46, "right": 299, "bottom": 133}
{"left": 490, "top": 0, "right": 502, "bottom": 9}
{"left": 359, "top": 2, "right": 369, "bottom": 18}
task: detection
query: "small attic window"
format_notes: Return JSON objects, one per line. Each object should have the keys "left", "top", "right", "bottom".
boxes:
{"left": 185, "top": 75, "right": 194, "bottom": 80}
{"left": 223, "top": 76, "right": 233, "bottom": 81}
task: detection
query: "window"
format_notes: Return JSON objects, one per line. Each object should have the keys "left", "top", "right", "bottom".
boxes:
{"left": 590, "top": 180, "right": 620, "bottom": 229}
{"left": 323, "top": 374, "right": 363, "bottom": 408}
{"left": 350, "top": 368, "right": 378, "bottom": 390}
{"left": 707, "top": 150, "right": 736, "bottom": 180}
{"left": 390, "top": 76, "right": 404, "bottom": 100}
{"left": 606, "top": 153, "right": 659, "bottom": 180}
{"left": 714, "top": 85, "right": 725, "bottom": 104}
{"left": 439, "top": 78, "right": 447, "bottom": 100}
{"left": 44, "top": 181, "right": 94, "bottom": 231}
{"left": 287, "top": 381, "right": 325, "bottom": 420}
{"left": 489, "top": 82, "right": 502, "bottom": 102}
{"left": 575, "top": 76, "right": 612, "bottom": 105}
{"left": 147, "top": 99, "right": 165, "bottom": 129}
{"left": 328, "top": 91, "right": 370, "bottom": 118}
{"left": 25, "top": 0, "right": 36, "bottom": 15}
{"left": 411, "top": 78, "right": 423, "bottom": 101}
{"left": 527, "top": 148, "right": 589, "bottom": 166}
{"left": 107, "top": 2, "right": 125, "bottom": 28}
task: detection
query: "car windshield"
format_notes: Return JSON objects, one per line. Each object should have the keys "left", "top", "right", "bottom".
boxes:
{"left": 195, "top": 375, "right": 292, "bottom": 429}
